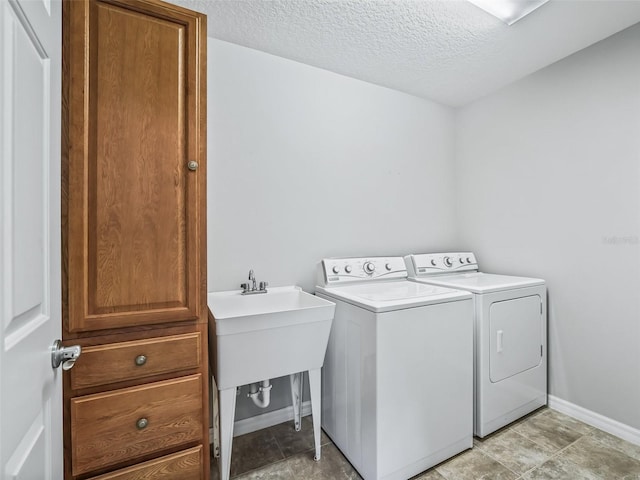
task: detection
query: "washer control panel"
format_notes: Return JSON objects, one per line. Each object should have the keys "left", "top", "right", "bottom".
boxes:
{"left": 405, "top": 252, "right": 478, "bottom": 277}
{"left": 320, "top": 257, "right": 407, "bottom": 285}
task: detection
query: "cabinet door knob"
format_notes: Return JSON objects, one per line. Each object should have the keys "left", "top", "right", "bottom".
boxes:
{"left": 136, "top": 418, "right": 149, "bottom": 430}
{"left": 187, "top": 160, "right": 199, "bottom": 171}
{"left": 135, "top": 355, "right": 147, "bottom": 366}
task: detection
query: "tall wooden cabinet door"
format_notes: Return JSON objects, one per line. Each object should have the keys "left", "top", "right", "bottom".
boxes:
{"left": 64, "top": 0, "right": 207, "bottom": 333}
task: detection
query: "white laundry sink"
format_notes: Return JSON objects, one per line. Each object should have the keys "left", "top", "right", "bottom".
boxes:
{"left": 209, "top": 286, "right": 335, "bottom": 480}
{"left": 208, "top": 286, "right": 335, "bottom": 390}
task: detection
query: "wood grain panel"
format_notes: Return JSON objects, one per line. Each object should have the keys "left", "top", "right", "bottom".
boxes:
{"left": 63, "top": 0, "right": 209, "bottom": 477}
{"left": 87, "top": 446, "right": 203, "bottom": 480}
{"left": 90, "top": 2, "right": 186, "bottom": 314}
{"left": 71, "top": 374, "right": 203, "bottom": 475}
{"left": 64, "top": 0, "right": 206, "bottom": 333}
{"left": 70, "top": 332, "right": 201, "bottom": 390}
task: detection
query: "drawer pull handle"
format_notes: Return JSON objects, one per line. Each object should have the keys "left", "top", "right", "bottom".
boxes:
{"left": 136, "top": 418, "right": 149, "bottom": 430}
{"left": 135, "top": 355, "right": 147, "bottom": 366}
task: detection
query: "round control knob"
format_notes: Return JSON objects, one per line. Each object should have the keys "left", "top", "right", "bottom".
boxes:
{"left": 466, "top": 257, "right": 472, "bottom": 264}
{"left": 444, "top": 256, "right": 453, "bottom": 267}
{"left": 332, "top": 266, "right": 340, "bottom": 274}
{"left": 459, "top": 258, "right": 464, "bottom": 264}
{"left": 345, "top": 265, "right": 352, "bottom": 273}
{"left": 431, "top": 259, "right": 436, "bottom": 266}
{"left": 363, "top": 261, "right": 375, "bottom": 274}
{"left": 385, "top": 263, "right": 392, "bottom": 271}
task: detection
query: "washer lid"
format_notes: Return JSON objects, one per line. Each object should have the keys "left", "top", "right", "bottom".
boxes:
{"left": 316, "top": 280, "right": 471, "bottom": 313}
{"left": 411, "top": 272, "right": 544, "bottom": 294}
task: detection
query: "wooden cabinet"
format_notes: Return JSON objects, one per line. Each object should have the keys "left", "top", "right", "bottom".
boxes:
{"left": 62, "top": 0, "right": 208, "bottom": 478}
{"left": 87, "top": 446, "right": 204, "bottom": 480}
{"left": 71, "top": 374, "right": 203, "bottom": 475}
{"left": 64, "top": 0, "right": 206, "bottom": 334}
{"left": 70, "top": 332, "right": 202, "bottom": 390}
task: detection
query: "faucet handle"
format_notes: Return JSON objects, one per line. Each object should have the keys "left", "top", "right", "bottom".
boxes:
{"left": 240, "top": 283, "right": 249, "bottom": 292}
{"left": 259, "top": 281, "right": 268, "bottom": 291}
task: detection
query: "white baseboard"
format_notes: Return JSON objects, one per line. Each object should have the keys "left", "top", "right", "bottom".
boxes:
{"left": 548, "top": 395, "right": 640, "bottom": 446}
{"left": 233, "top": 401, "right": 313, "bottom": 436}
{"left": 210, "top": 401, "right": 312, "bottom": 444}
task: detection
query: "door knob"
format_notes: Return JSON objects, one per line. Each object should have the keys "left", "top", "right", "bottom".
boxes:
{"left": 51, "top": 340, "right": 81, "bottom": 371}
{"left": 187, "top": 160, "right": 198, "bottom": 171}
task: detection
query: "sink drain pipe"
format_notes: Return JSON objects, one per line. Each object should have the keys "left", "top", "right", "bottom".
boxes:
{"left": 248, "top": 379, "right": 273, "bottom": 408}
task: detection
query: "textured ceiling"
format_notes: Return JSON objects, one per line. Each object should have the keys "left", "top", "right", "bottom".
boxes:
{"left": 171, "top": 0, "right": 640, "bottom": 106}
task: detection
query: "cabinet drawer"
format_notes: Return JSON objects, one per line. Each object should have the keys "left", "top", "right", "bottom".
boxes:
{"left": 87, "top": 446, "right": 203, "bottom": 480}
{"left": 71, "top": 374, "right": 203, "bottom": 476}
{"left": 71, "top": 333, "right": 201, "bottom": 390}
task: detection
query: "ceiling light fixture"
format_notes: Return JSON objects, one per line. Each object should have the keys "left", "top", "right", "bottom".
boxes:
{"left": 467, "top": 0, "right": 550, "bottom": 25}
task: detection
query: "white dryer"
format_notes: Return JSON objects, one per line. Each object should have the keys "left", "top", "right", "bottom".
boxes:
{"left": 316, "top": 256, "right": 473, "bottom": 480}
{"left": 405, "top": 253, "right": 547, "bottom": 438}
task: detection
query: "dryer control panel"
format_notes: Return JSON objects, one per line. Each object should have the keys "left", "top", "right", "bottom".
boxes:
{"left": 405, "top": 252, "right": 478, "bottom": 277}
{"left": 318, "top": 257, "right": 407, "bottom": 285}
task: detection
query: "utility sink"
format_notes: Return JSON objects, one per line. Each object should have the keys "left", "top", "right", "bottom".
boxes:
{"left": 208, "top": 285, "right": 335, "bottom": 390}
{"left": 208, "top": 286, "right": 335, "bottom": 480}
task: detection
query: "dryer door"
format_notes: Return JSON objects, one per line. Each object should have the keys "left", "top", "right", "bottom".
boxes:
{"left": 489, "top": 295, "right": 543, "bottom": 383}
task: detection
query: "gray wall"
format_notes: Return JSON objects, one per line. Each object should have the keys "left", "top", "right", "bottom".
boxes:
{"left": 208, "top": 25, "right": 640, "bottom": 430}
{"left": 456, "top": 25, "right": 640, "bottom": 429}
{"left": 207, "top": 39, "right": 459, "bottom": 419}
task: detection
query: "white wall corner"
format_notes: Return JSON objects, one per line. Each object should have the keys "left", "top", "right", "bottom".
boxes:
{"left": 549, "top": 395, "right": 640, "bottom": 447}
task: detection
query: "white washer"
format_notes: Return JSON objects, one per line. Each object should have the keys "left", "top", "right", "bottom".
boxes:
{"left": 316, "top": 256, "right": 473, "bottom": 480}
{"left": 405, "top": 252, "right": 547, "bottom": 438}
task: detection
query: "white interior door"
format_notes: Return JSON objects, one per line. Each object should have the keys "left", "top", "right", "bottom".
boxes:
{"left": 0, "top": 0, "right": 62, "bottom": 478}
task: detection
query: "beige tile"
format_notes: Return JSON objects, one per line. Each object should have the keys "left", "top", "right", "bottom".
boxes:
{"left": 411, "top": 468, "right": 447, "bottom": 479}
{"left": 230, "top": 429, "right": 285, "bottom": 477}
{"left": 233, "top": 460, "right": 295, "bottom": 480}
{"left": 589, "top": 428, "right": 640, "bottom": 462}
{"left": 505, "top": 406, "right": 549, "bottom": 430}
{"left": 436, "top": 448, "right": 518, "bottom": 480}
{"left": 476, "top": 429, "right": 552, "bottom": 474}
{"left": 521, "top": 456, "right": 602, "bottom": 480}
{"left": 473, "top": 424, "right": 516, "bottom": 450}
{"left": 212, "top": 406, "right": 638, "bottom": 480}
{"left": 559, "top": 435, "right": 640, "bottom": 478}
{"left": 283, "top": 443, "right": 361, "bottom": 480}
{"left": 473, "top": 406, "right": 547, "bottom": 449}
{"left": 512, "top": 410, "right": 583, "bottom": 452}
{"left": 538, "top": 409, "right": 594, "bottom": 435}
{"left": 269, "top": 416, "right": 330, "bottom": 458}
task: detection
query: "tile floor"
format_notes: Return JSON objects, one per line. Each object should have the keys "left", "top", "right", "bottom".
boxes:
{"left": 211, "top": 408, "right": 640, "bottom": 480}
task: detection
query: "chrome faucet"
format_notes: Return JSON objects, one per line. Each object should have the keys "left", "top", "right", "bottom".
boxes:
{"left": 249, "top": 269, "right": 257, "bottom": 291}
{"left": 241, "top": 269, "right": 268, "bottom": 295}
